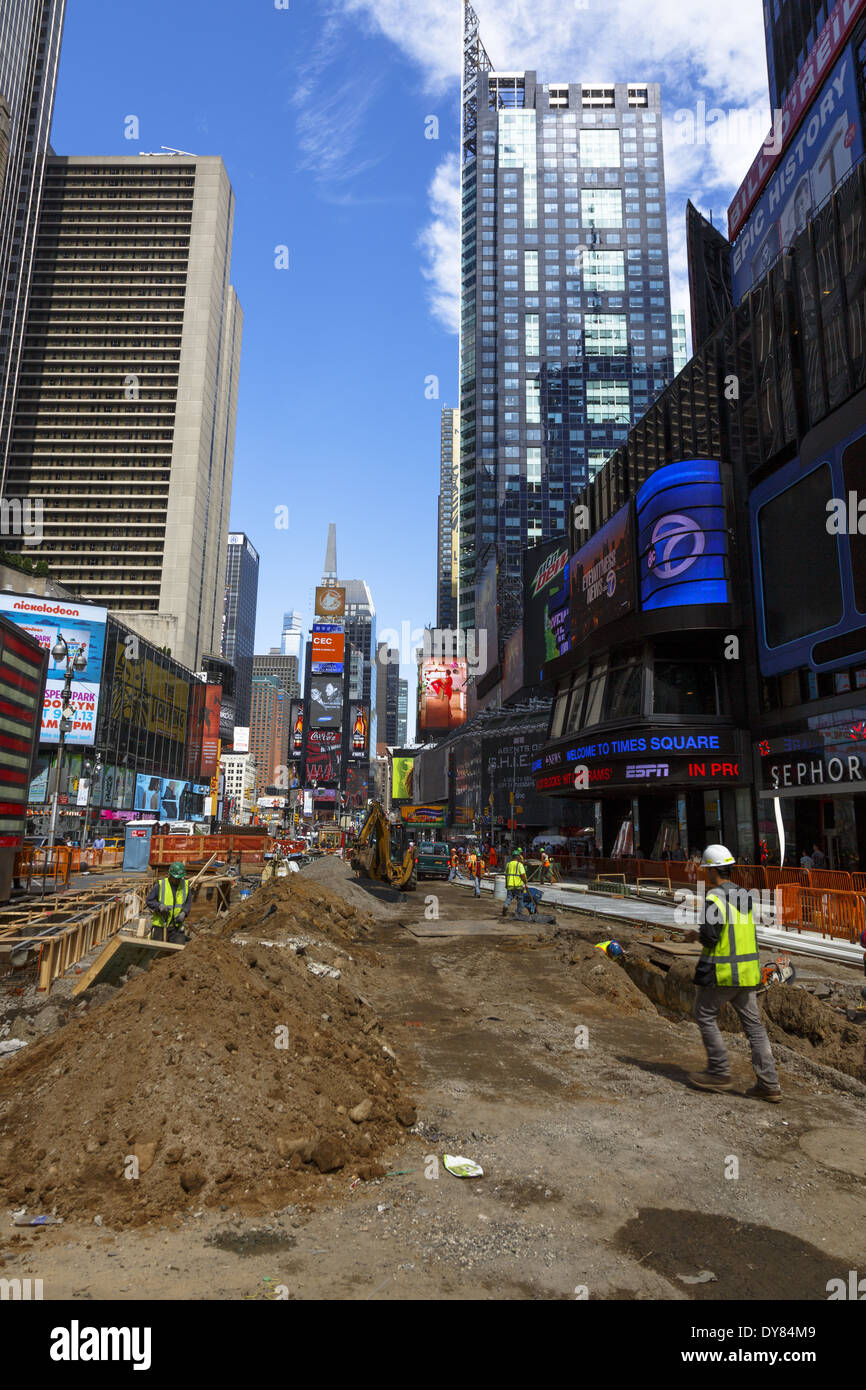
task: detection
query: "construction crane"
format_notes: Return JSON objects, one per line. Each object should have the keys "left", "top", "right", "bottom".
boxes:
{"left": 350, "top": 802, "right": 417, "bottom": 891}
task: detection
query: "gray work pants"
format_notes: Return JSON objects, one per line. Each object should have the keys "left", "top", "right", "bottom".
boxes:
{"left": 694, "top": 985, "right": 780, "bottom": 1088}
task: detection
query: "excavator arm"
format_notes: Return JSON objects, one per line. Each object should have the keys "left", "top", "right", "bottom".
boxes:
{"left": 350, "top": 801, "right": 417, "bottom": 891}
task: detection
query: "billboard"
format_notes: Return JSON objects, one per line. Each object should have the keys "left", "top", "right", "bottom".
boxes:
{"left": 201, "top": 685, "right": 221, "bottom": 776}
{"left": 233, "top": 725, "right": 250, "bottom": 754}
{"left": 349, "top": 703, "right": 369, "bottom": 759}
{"left": 315, "top": 586, "right": 346, "bottom": 620}
{"left": 311, "top": 625, "right": 345, "bottom": 674}
{"left": 133, "top": 774, "right": 210, "bottom": 821}
{"left": 636, "top": 460, "right": 728, "bottom": 611}
{"left": 569, "top": 503, "right": 635, "bottom": 645}
{"left": 401, "top": 803, "right": 446, "bottom": 825}
{"left": 501, "top": 627, "right": 525, "bottom": 701}
{"left": 418, "top": 658, "right": 468, "bottom": 734}
{"left": 392, "top": 756, "right": 415, "bottom": 802}
{"left": 305, "top": 728, "right": 341, "bottom": 784}
{"left": 0, "top": 594, "right": 107, "bottom": 745}
{"left": 475, "top": 551, "right": 499, "bottom": 673}
{"left": 309, "top": 676, "right": 343, "bottom": 727}
{"left": 523, "top": 538, "right": 571, "bottom": 683}
{"left": 345, "top": 765, "right": 369, "bottom": 810}
{"left": 289, "top": 701, "right": 304, "bottom": 756}
{"left": 731, "top": 44, "right": 863, "bottom": 302}
{"left": 728, "top": 0, "right": 866, "bottom": 240}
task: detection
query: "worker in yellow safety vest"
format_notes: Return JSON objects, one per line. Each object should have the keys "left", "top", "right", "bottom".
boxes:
{"left": 503, "top": 848, "right": 535, "bottom": 919}
{"left": 687, "top": 844, "right": 782, "bottom": 1102}
{"left": 146, "top": 862, "right": 192, "bottom": 944}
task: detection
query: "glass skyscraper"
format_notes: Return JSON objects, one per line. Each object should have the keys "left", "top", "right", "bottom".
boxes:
{"left": 458, "top": 4, "right": 673, "bottom": 631}
{"left": 221, "top": 532, "right": 259, "bottom": 729}
{"left": 0, "top": 0, "right": 67, "bottom": 492}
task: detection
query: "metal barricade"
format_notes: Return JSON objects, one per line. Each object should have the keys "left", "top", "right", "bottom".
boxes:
{"left": 777, "top": 885, "right": 865, "bottom": 941}
{"left": 807, "top": 869, "right": 854, "bottom": 893}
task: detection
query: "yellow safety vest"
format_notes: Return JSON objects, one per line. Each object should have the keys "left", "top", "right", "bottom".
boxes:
{"left": 506, "top": 858, "right": 525, "bottom": 889}
{"left": 152, "top": 878, "right": 189, "bottom": 928}
{"left": 701, "top": 889, "right": 761, "bottom": 987}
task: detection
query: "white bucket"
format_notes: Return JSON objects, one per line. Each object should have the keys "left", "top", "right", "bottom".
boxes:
{"left": 493, "top": 874, "right": 506, "bottom": 902}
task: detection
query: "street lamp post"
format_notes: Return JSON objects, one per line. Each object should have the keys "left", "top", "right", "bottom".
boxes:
{"left": 47, "top": 635, "right": 87, "bottom": 850}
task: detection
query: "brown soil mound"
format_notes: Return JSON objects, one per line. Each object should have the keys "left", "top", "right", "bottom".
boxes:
{"left": 762, "top": 984, "right": 866, "bottom": 1083}
{"left": 300, "top": 854, "right": 404, "bottom": 921}
{"left": 566, "top": 941, "right": 657, "bottom": 1017}
{"left": 0, "top": 934, "right": 413, "bottom": 1227}
{"left": 213, "top": 872, "right": 380, "bottom": 944}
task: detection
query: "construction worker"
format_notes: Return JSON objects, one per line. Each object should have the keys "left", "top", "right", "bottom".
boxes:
{"left": 687, "top": 844, "right": 782, "bottom": 1103}
{"left": 539, "top": 845, "right": 553, "bottom": 882}
{"left": 448, "top": 846, "right": 460, "bottom": 883}
{"left": 147, "top": 862, "right": 192, "bottom": 944}
{"left": 467, "top": 846, "right": 477, "bottom": 883}
{"left": 503, "top": 848, "right": 535, "bottom": 918}
{"left": 473, "top": 850, "right": 485, "bottom": 898}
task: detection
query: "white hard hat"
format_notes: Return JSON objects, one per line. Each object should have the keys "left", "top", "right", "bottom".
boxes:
{"left": 701, "top": 844, "right": 735, "bottom": 867}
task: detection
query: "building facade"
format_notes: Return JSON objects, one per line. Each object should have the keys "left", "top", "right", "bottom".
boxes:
{"left": 3, "top": 154, "right": 242, "bottom": 670}
{"left": 0, "top": 0, "right": 66, "bottom": 493}
{"left": 397, "top": 677, "right": 408, "bottom": 745}
{"left": 220, "top": 751, "right": 257, "bottom": 824}
{"left": 458, "top": 4, "right": 673, "bottom": 632}
{"left": 375, "top": 640, "right": 400, "bottom": 753}
{"left": 253, "top": 650, "right": 299, "bottom": 769}
{"left": 249, "top": 672, "right": 281, "bottom": 796}
{"left": 221, "top": 532, "right": 259, "bottom": 728}
{"left": 437, "top": 405, "right": 460, "bottom": 628}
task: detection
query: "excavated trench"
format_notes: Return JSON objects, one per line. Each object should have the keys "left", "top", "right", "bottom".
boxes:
{"left": 557, "top": 926, "right": 866, "bottom": 1089}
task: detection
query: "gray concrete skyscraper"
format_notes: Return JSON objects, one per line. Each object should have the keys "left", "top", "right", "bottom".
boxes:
{"left": 458, "top": 3, "right": 673, "bottom": 632}
{"left": 0, "top": 0, "right": 67, "bottom": 490}
{"left": 4, "top": 154, "right": 242, "bottom": 670}
{"left": 222, "top": 532, "right": 259, "bottom": 728}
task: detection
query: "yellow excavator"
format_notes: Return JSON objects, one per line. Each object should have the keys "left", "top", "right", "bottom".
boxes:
{"left": 350, "top": 801, "right": 417, "bottom": 891}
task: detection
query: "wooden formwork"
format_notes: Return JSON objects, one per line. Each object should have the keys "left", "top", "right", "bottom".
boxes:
{"left": 0, "top": 881, "right": 146, "bottom": 992}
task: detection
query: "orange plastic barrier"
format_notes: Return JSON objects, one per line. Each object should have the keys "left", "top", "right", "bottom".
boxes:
{"left": 764, "top": 866, "right": 809, "bottom": 890}
{"left": 777, "top": 885, "right": 865, "bottom": 941}
{"left": 853, "top": 873, "right": 866, "bottom": 894}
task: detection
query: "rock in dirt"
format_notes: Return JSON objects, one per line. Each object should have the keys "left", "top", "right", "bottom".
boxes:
{"left": 311, "top": 1138, "right": 347, "bottom": 1173}
{"left": 349, "top": 1099, "right": 372, "bottom": 1123}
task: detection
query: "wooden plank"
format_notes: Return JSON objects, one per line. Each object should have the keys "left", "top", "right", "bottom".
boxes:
{"left": 72, "top": 934, "right": 184, "bottom": 995}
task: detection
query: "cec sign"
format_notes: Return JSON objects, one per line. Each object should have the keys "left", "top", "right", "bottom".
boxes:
{"left": 311, "top": 625, "right": 345, "bottom": 673}
{"left": 0, "top": 594, "right": 107, "bottom": 746}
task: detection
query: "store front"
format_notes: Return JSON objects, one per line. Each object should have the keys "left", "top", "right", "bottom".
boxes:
{"left": 756, "top": 728, "right": 866, "bottom": 869}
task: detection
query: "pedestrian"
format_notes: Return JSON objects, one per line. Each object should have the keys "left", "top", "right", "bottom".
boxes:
{"left": 474, "top": 850, "right": 484, "bottom": 898}
{"left": 799, "top": 848, "right": 814, "bottom": 871}
{"left": 92, "top": 833, "right": 105, "bottom": 866}
{"left": 488, "top": 844, "right": 498, "bottom": 869}
{"left": 811, "top": 842, "right": 825, "bottom": 869}
{"left": 687, "top": 844, "right": 782, "bottom": 1103}
{"left": 447, "top": 846, "right": 460, "bottom": 882}
{"left": 146, "top": 861, "right": 192, "bottom": 944}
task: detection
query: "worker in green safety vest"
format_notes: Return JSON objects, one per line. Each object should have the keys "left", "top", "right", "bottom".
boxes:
{"left": 687, "top": 844, "right": 782, "bottom": 1102}
{"left": 502, "top": 848, "right": 535, "bottom": 919}
{"left": 146, "top": 862, "right": 191, "bottom": 944}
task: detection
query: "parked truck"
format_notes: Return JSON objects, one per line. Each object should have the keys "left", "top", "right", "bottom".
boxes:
{"left": 0, "top": 614, "right": 49, "bottom": 903}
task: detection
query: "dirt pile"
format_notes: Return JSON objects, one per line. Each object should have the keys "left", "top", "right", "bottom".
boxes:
{"left": 0, "top": 933, "right": 414, "bottom": 1227}
{"left": 300, "top": 854, "right": 404, "bottom": 921}
{"left": 214, "top": 871, "right": 382, "bottom": 945}
{"left": 565, "top": 940, "right": 657, "bottom": 1017}
{"left": 762, "top": 985, "right": 866, "bottom": 1084}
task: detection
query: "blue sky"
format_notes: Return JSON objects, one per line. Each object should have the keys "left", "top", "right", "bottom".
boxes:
{"left": 51, "top": 0, "right": 772, "bottom": 737}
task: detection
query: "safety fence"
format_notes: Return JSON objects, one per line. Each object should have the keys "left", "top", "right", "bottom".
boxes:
{"left": 776, "top": 885, "right": 866, "bottom": 942}
{"left": 557, "top": 854, "right": 855, "bottom": 896}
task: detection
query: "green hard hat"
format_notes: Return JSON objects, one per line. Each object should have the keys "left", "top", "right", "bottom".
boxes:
{"left": 169, "top": 861, "right": 186, "bottom": 879}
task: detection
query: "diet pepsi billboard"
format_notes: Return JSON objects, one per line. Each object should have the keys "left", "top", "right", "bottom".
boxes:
{"left": 636, "top": 460, "right": 729, "bottom": 611}
{"left": 730, "top": 44, "right": 864, "bottom": 304}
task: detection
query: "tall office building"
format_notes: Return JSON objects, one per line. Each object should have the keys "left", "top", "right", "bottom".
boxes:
{"left": 671, "top": 312, "right": 687, "bottom": 375}
{"left": 280, "top": 609, "right": 303, "bottom": 669}
{"left": 763, "top": 0, "right": 829, "bottom": 108}
{"left": 249, "top": 672, "right": 281, "bottom": 796}
{"left": 396, "top": 678, "right": 409, "bottom": 746}
{"left": 0, "top": 0, "right": 67, "bottom": 492}
{"left": 375, "top": 640, "right": 400, "bottom": 754}
{"left": 4, "top": 154, "right": 242, "bottom": 670}
{"left": 458, "top": 3, "right": 673, "bottom": 629}
{"left": 437, "top": 405, "right": 460, "bottom": 629}
{"left": 253, "top": 650, "right": 300, "bottom": 768}
{"left": 222, "top": 532, "right": 259, "bottom": 728}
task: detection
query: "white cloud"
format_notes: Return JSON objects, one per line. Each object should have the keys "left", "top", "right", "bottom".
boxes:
{"left": 335, "top": 0, "right": 774, "bottom": 330}
{"left": 417, "top": 154, "right": 461, "bottom": 332}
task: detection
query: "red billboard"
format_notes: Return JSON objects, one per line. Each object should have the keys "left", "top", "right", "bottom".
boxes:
{"left": 311, "top": 627, "right": 344, "bottom": 673}
{"left": 569, "top": 502, "right": 635, "bottom": 647}
{"left": 418, "top": 659, "right": 468, "bottom": 734}
{"left": 201, "top": 685, "right": 221, "bottom": 777}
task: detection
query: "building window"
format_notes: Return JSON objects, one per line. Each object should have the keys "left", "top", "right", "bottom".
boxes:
{"left": 580, "top": 129, "right": 621, "bottom": 166}
{"left": 582, "top": 249, "right": 625, "bottom": 292}
{"left": 585, "top": 313, "right": 628, "bottom": 354}
{"left": 582, "top": 187, "right": 622, "bottom": 227}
